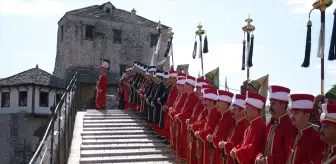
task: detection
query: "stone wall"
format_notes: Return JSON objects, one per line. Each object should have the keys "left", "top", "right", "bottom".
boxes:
{"left": 0, "top": 113, "right": 48, "bottom": 164}
{"left": 53, "top": 14, "right": 170, "bottom": 79}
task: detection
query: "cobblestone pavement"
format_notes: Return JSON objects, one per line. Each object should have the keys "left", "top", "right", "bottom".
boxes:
{"left": 68, "top": 109, "right": 176, "bottom": 164}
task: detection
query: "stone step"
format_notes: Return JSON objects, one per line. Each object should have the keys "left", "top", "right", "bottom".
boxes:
{"left": 81, "top": 130, "right": 154, "bottom": 136}
{"left": 82, "top": 138, "right": 164, "bottom": 145}
{"left": 82, "top": 134, "right": 158, "bottom": 139}
{"left": 83, "top": 119, "right": 142, "bottom": 123}
{"left": 80, "top": 161, "right": 175, "bottom": 164}
{"left": 91, "top": 161, "right": 175, "bottom": 164}
{"left": 83, "top": 126, "right": 148, "bottom": 131}
{"left": 83, "top": 116, "right": 139, "bottom": 120}
{"left": 80, "top": 148, "right": 172, "bottom": 157}
{"left": 79, "top": 154, "right": 175, "bottom": 163}
{"left": 80, "top": 143, "right": 168, "bottom": 150}
{"left": 83, "top": 122, "right": 146, "bottom": 127}
{"left": 86, "top": 109, "right": 128, "bottom": 113}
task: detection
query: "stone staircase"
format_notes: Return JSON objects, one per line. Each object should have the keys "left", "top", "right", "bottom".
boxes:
{"left": 73, "top": 109, "right": 176, "bottom": 164}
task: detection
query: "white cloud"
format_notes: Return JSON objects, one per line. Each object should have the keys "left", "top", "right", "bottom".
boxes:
{"left": 287, "top": 0, "right": 336, "bottom": 14}
{"left": 0, "top": 0, "right": 68, "bottom": 17}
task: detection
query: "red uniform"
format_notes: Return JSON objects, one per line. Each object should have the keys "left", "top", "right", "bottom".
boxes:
{"left": 255, "top": 113, "right": 297, "bottom": 164}
{"left": 286, "top": 125, "right": 325, "bottom": 164}
{"left": 96, "top": 74, "right": 107, "bottom": 110}
{"left": 175, "top": 92, "right": 199, "bottom": 160}
{"left": 189, "top": 100, "right": 204, "bottom": 125}
{"left": 210, "top": 110, "right": 235, "bottom": 164}
{"left": 122, "top": 74, "right": 133, "bottom": 109}
{"left": 169, "top": 92, "right": 188, "bottom": 149}
{"left": 189, "top": 109, "right": 208, "bottom": 164}
{"left": 164, "top": 84, "right": 178, "bottom": 130}
{"left": 320, "top": 104, "right": 336, "bottom": 164}
{"left": 235, "top": 117, "right": 266, "bottom": 164}
{"left": 197, "top": 108, "right": 221, "bottom": 164}
{"left": 286, "top": 94, "right": 326, "bottom": 164}
{"left": 223, "top": 117, "right": 249, "bottom": 164}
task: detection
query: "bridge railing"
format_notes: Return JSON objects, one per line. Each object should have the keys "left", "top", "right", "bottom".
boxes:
{"left": 29, "top": 72, "right": 79, "bottom": 164}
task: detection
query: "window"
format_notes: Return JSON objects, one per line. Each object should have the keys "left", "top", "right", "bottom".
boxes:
{"left": 106, "top": 8, "right": 111, "bottom": 13}
{"left": 18, "top": 91, "right": 28, "bottom": 106}
{"left": 56, "top": 93, "right": 62, "bottom": 104}
{"left": 60, "top": 26, "right": 64, "bottom": 42}
{"left": 150, "top": 34, "right": 158, "bottom": 47}
{"left": 85, "top": 25, "right": 95, "bottom": 40}
{"left": 1, "top": 92, "right": 10, "bottom": 107}
{"left": 39, "top": 91, "right": 49, "bottom": 107}
{"left": 113, "top": 29, "right": 122, "bottom": 44}
{"left": 119, "top": 64, "right": 127, "bottom": 76}
{"left": 101, "top": 59, "right": 110, "bottom": 69}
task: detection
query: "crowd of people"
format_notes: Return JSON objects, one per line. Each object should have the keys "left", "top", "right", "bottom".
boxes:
{"left": 116, "top": 61, "right": 336, "bottom": 164}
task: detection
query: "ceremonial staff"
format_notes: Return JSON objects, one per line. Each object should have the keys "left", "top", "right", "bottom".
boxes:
{"left": 164, "top": 28, "right": 175, "bottom": 67}
{"left": 302, "top": 0, "right": 333, "bottom": 95}
{"left": 241, "top": 15, "right": 255, "bottom": 93}
{"left": 192, "top": 23, "right": 209, "bottom": 77}
{"left": 301, "top": 0, "right": 334, "bottom": 124}
{"left": 156, "top": 21, "right": 162, "bottom": 64}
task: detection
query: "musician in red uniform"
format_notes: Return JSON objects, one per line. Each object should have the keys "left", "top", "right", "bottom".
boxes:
{"left": 286, "top": 94, "right": 325, "bottom": 164}
{"left": 96, "top": 61, "right": 109, "bottom": 110}
{"left": 206, "top": 89, "right": 235, "bottom": 164}
{"left": 230, "top": 91, "right": 267, "bottom": 164}
{"left": 187, "top": 77, "right": 209, "bottom": 126}
{"left": 187, "top": 84, "right": 211, "bottom": 164}
{"left": 163, "top": 70, "right": 178, "bottom": 132}
{"left": 255, "top": 85, "right": 297, "bottom": 164}
{"left": 175, "top": 75, "right": 198, "bottom": 162}
{"left": 320, "top": 103, "right": 336, "bottom": 164}
{"left": 194, "top": 88, "right": 221, "bottom": 164}
{"left": 219, "top": 94, "right": 249, "bottom": 164}
{"left": 168, "top": 73, "right": 187, "bottom": 149}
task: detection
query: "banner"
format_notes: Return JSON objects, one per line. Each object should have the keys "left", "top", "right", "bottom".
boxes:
{"left": 205, "top": 67, "right": 219, "bottom": 89}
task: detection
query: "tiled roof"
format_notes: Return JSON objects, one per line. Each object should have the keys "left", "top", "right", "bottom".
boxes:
{"left": 0, "top": 65, "right": 64, "bottom": 88}
{"left": 66, "top": 2, "right": 169, "bottom": 28}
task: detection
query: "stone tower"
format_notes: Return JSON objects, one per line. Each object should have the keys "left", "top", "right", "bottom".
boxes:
{"left": 53, "top": 1, "right": 170, "bottom": 80}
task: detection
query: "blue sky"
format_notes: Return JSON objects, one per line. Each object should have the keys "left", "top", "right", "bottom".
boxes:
{"left": 0, "top": 0, "right": 335, "bottom": 95}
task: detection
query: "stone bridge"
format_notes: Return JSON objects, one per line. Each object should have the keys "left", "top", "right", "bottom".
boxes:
{"left": 28, "top": 72, "right": 176, "bottom": 164}
{"left": 67, "top": 109, "right": 176, "bottom": 164}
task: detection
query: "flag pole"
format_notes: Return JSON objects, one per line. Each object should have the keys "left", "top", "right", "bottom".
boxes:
{"left": 167, "top": 28, "right": 175, "bottom": 67}
{"left": 301, "top": 0, "right": 333, "bottom": 124}
{"left": 156, "top": 20, "right": 162, "bottom": 65}
{"left": 195, "top": 23, "right": 205, "bottom": 77}
{"left": 313, "top": 0, "right": 332, "bottom": 95}
{"left": 242, "top": 15, "right": 255, "bottom": 95}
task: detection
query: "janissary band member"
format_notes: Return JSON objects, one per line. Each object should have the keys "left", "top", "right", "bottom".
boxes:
{"left": 169, "top": 73, "right": 188, "bottom": 149}
{"left": 162, "top": 70, "right": 178, "bottom": 135}
{"left": 286, "top": 94, "right": 325, "bottom": 164}
{"left": 313, "top": 85, "right": 336, "bottom": 124}
{"left": 175, "top": 75, "right": 198, "bottom": 162}
{"left": 158, "top": 72, "right": 172, "bottom": 129}
{"left": 255, "top": 85, "right": 297, "bottom": 164}
{"left": 96, "top": 61, "right": 109, "bottom": 110}
{"left": 230, "top": 91, "right": 267, "bottom": 164}
{"left": 320, "top": 103, "right": 336, "bottom": 164}
{"left": 219, "top": 94, "right": 249, "bottom": 164}
{"left": 206, "top": 89, "right": 235, "bottom": 164}
{"left": 118, "top": 66, "right": 133, "bottom": 109}
{"left": 187, "top": 81, "right": 210, "bottom": 164}
{"left": 194, "top": 88, "right": 221, "bottom": 164}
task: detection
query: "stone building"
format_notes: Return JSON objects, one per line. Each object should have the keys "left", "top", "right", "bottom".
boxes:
{"left": 0, "top": 65, "right": 64, "bottom": 163}
{"left": 0, "top": 65, "right": 64, "bottom": 115}
{"left": 53, "top": 1, "right": 170, "bottom": 107}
